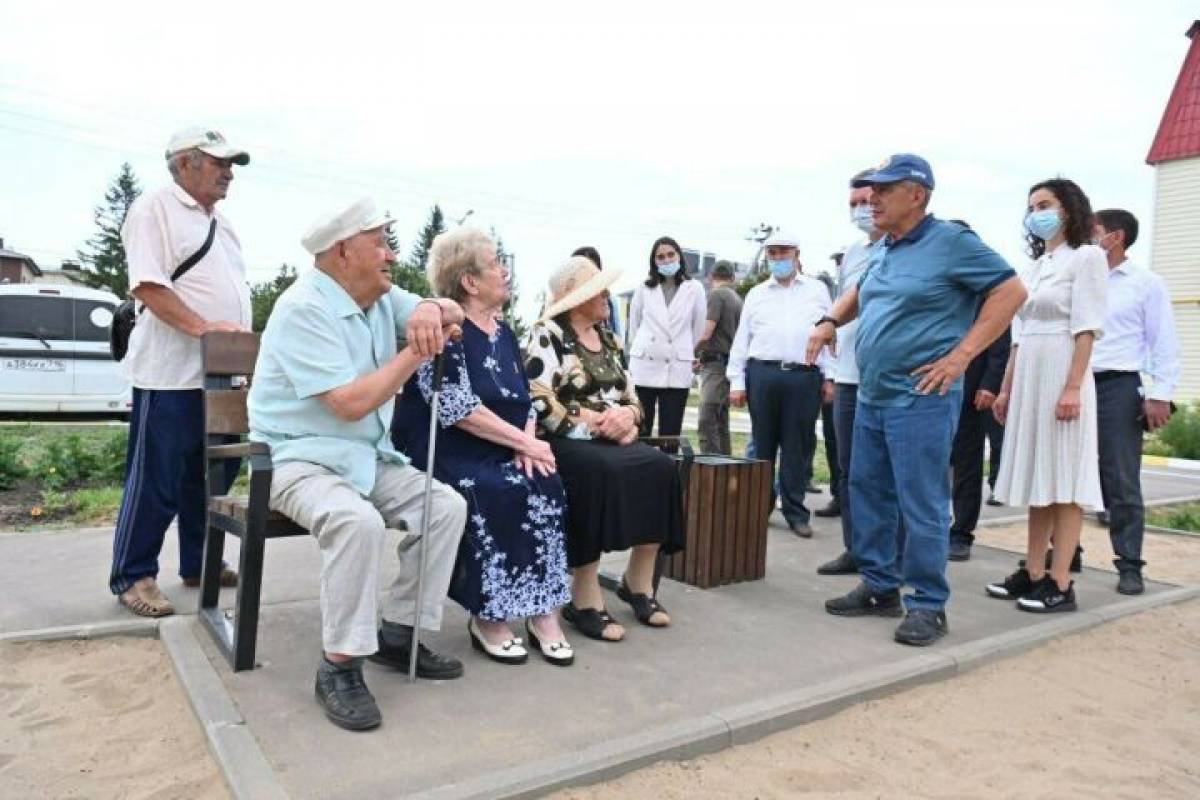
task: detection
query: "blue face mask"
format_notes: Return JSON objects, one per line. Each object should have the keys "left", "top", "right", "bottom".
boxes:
{"left": 1025, "top": 209, "right": 1062, "bottom": 241}
{"left": 851, "top": 204, "right": 875, "bottom": 233}
{"left": 768, "top": 258, "right": 794, "bottom": 279}
{"left": 656, "top": 259, "right": 681, "bottom": 277}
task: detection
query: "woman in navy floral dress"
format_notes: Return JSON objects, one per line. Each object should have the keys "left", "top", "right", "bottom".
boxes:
{"left": 392, "top": 229, "right": 573, "bottom": 666}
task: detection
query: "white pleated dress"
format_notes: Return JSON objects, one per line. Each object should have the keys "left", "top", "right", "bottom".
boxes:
{"left": 993, "top": 243, "right": 1108, "bottom": 510}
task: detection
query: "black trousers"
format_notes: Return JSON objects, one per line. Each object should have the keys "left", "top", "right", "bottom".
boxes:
{"left": 746, "top": 361, "right": 821, "bottom": 526}
{"left": 819, "top": 399, "right": 840, "bottom": 498}
{"left": 950, "top": 398, "right": 1005, "bottom": 542}
{"left": 635, "top": 386, "right": 689, "bottom": 437}
{"left": 1097, "top": 373, "right": 1146, "bottom": 569}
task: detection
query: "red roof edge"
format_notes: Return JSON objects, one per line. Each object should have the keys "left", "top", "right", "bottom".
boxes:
{"left": 1146, "top": 20, "right": 1200, "bottom": 165}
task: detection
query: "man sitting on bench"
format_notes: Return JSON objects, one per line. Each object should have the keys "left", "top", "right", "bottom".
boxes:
{"left": 248, "top": 198, "right": 468, "bottom": 731}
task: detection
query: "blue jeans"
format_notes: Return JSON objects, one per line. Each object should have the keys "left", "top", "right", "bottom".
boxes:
{"left": 849, "top": 391, "right": 961, "bottom": 611}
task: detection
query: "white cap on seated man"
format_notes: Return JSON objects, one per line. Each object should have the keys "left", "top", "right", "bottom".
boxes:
{"left": 247, "top": 197, "right": 468, "bottom": 732}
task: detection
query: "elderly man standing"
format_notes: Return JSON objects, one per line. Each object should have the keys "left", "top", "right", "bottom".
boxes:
{"left": 809, "top": 154, "right": 1025, "bottom": 646}
{"left": 109, "top": 126, "right": 252, "bottom": 617}
{"left": 729, "top": 234, "right": 833, "bottom": 537}
{"left": 1091, "top": 209, "right": 1181, "bottom": 595}
{"left": 695, "top": 260, "right": 743, "bottom": 454}
{"left": 249, "top": 198, "right": 467, "bottom": 731}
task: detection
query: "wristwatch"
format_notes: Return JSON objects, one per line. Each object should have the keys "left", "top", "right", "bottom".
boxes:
{"left": 815, "top": 315, "right": 839, "bottom": 329}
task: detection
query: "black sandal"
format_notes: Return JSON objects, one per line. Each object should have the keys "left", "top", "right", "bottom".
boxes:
{"left": 561, "top": 602, "right": 624, "bottom": 642}
{"left": 616, "top": 578, "right": 670, "bottom": 627}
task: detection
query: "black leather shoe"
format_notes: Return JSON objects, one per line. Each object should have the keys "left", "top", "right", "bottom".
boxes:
{"left": 315, "top": 657, "right": 381, "bottom": 731}
{"left": 814, "top": 498, "right": 841, "bottom": 518}
{"left": 825, "top": 582, "right": 904, "bottom": 617}
{"left": 368, "top": 623, "right": 464, "bottom": 680}
{"left": 816, "top": 551, "right": 857, "bottom": 575}
{"left": 985, "top": 490, "right": 1003, "bottom": 507}
{"left": 806, "top": 482, "right": 821, "bottom": 494}
{"left": 1097, "top": 510, "right": 1110, "bottom": 528}
{"left": 894, "top": 609, "right": 948, "bottom": 646}
{"left": 948, "top": 534, "right": 972, "bottom": 562}
{"left": 1116, "top": 567, "right": 1145, "bottom": 595}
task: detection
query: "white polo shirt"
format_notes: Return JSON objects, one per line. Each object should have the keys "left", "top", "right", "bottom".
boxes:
{"left": 121, "top": 183, "right": 252, "bottom": 390}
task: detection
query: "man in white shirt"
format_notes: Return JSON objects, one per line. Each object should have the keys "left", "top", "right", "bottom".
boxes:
{"left": 817, "top": 172, "right": 883, "bottom": 575}
{"left": 1091, "top": 209, "right": 1181, "bottom": 595}
{"left": 109, "top": 126, "right": 253, "bottom": 617}
{"left": 728, "top": 233, "right": 834, "bottom": 538}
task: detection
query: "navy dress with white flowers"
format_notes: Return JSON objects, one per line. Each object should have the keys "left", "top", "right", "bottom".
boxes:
{"left": 392, "top": 319, "right": 571, "bottom": 621}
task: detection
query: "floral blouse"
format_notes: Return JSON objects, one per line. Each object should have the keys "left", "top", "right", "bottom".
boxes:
{"left": 524, "top": 317, "right": 643, "bottom": 438}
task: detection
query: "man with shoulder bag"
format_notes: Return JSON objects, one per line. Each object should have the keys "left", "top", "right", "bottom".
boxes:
{"left": 108, "top": 126, "right": 252, "bottom": 617}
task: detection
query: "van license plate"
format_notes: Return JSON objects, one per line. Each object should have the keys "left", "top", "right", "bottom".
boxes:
{"left": 4, "top": 358, "right": 65, "bottom": 372}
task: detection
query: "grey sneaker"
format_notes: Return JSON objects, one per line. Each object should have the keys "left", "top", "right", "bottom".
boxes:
{"left": 816, "top": 551, "right": 858, "bottom": 576}
{"left": 789, "top": 521, "right": 815, "bottom": 538}
{"left": 825, "top": 581, "right": 904, "bottom": 617}
{"left": 894, "top": 609, "right": 948, "bottom": 646}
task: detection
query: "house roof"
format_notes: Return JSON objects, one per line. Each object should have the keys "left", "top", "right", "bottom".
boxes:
{"left": 0, "top": 246, "right": 43, "bottom": 275}
{"left": 1147, "top": 21, "right": 1200, "bottom": 165}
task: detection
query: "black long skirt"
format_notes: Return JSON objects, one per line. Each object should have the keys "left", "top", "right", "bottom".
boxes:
{"left": 549, "top": 437, "right": 685, "bottom": 568}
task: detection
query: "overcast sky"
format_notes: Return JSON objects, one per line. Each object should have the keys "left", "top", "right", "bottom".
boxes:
{"left": 1, "top": 1, "right": 1195, "bottom": 320}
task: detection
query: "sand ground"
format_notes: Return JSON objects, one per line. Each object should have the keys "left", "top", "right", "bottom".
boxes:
{"left": 1, "top": 521, "right": 1195, "bottom": 800}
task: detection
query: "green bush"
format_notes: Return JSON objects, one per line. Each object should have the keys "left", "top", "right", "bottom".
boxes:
{"left": 97, "top": 430, "right": 128, "bottom": 484}
{"left": 1147, "top": 503, "right": 1200, "bottom": 533}
{"left": 0, "top": 436, "right": 26, "bottom": 489}
{"left": 35, "top": 434, "right": 111, "bottom": 491}
{"left": 1157, "top": 401, "right": 1200, "bottom": 461}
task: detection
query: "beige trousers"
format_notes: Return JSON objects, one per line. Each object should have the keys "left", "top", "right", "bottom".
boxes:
{"left": 269, "top": 459, "right": 467, "bottom": 656}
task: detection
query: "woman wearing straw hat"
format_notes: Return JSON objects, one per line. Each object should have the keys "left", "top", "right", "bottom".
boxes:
{"left": 393, "top": 228, "right": 574, "bottom": 667}
{"left": 524, "top": 256, "right": 685, "bottom": 642}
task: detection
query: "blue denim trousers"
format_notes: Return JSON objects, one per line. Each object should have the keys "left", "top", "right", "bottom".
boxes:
{"left": 849, "top": 391, "right": 961, "bottom": 611}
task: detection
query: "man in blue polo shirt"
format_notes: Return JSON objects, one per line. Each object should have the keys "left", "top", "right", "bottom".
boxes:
{"left": 806, "top": 154, "right": 1025, "bottom": 646}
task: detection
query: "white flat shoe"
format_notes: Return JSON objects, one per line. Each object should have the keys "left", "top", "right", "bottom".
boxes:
{"left": 468, "top": 619, "right": 527, "bottom": 664}
{"left": 526, "top": 622, "right": 574, "bottom": 667}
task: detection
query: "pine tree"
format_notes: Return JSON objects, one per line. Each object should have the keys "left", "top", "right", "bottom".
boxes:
{"left": 250, "top": 263, "right": 298, "bottom": 332}
{"left": 407, "top": 204, "right": 445, "bottom": 273}
{"left": 384, "top": 211, "right": 402, "bottom": 257}
{"left": 492, "top": 228, "right": 528, "bottom": 340}
{"left": 78, "top": 163, "right": 141, "bottom": 297}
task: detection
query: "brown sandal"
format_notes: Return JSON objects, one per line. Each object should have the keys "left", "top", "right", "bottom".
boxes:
{"left": 182, "top": 568, "right": 238, "bottom": 589}
{"left": 118, "top": 577, "right": 175, "bottom": 617}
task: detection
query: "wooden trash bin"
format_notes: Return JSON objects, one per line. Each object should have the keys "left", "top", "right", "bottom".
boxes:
{"left": 662, "top": 454, "right": 772, "bottom": 589}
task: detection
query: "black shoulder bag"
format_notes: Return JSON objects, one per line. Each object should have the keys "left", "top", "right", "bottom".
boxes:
{"left": 109, "top": 218, "right": 217, "bottom": 361}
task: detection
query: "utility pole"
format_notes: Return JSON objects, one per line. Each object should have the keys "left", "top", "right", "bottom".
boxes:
{"left": 746, "top": 222, "right": 776, "bottom": 274}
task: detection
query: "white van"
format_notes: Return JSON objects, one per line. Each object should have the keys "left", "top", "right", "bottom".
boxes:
{"left": 0, "top": 284, "right": 132, "bottom": 414}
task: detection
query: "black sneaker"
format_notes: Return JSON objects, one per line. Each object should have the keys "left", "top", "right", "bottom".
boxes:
{"left": 1016, "top": 577, "right": 1077, "bottom": 613}
{"left": 1116, "top": 567, "right": 1145, "bottom": 596}
{"left": 816, "top": 551, "right": 857, "bottom": 576}
{"left": 315, "top": 657, "right": 381, "bottom": 731}
{"left": 825, "top": 582, "right": 904, "bottom": 617}
{"left": 894, "top": 608, "right": 948, "bottom": 646}
{"left": 985, "top": 566, "right": 1033, "bottom": 599}
{"left": 368, "top": 623, "right": 464, "bottom": 679}
{"left": 986, "top": 490, "right": 1003, "bottom": 507}
{"left": 948, "top": 533, "right": 972, "bottom": 562}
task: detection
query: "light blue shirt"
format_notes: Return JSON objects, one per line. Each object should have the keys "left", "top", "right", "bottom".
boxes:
{"left": 248, "top": 269, "right": 420, "bottom": 494}
{"left": 855, "top": 215, "right": 1015, "bottom": 407}
{"left": 832, "top": 238, "right": 878, "bottom": 385}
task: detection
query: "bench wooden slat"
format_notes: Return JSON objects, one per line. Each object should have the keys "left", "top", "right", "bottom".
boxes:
{"left": 203, "top": 331, "right": 259, "bottom": 376}
{"left": 206, "top": 389, "right": 249, "bottom": 434}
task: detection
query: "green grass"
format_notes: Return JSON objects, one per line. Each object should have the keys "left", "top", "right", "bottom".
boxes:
{"left": 42, "top": 486, "right": 125, "bottom": 525}
{"left": 1146, "top": 503, "right": 1200, "bottom": 534}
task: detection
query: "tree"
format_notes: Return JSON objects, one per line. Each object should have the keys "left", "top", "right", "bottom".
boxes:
{"left": 407, "top": 204, "right": 445, "bottom": 273}
{"left": 78, "top": 163, "right": 141, "bottom": 297}
{"left": 384, "top": 210, "right": 402, "bottom": 257}
{"left": 492, "top": 228, "right": 528, "bottom": 340}
{"left": 390, "top": 261, "right": 432, "bottom": 297}
{"left": 250, "top": 263, "right": 297, "bottom": 332}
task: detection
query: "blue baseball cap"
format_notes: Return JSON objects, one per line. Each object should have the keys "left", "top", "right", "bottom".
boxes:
{"left": 851, "top": 153, "right": 935, "bottom": 190}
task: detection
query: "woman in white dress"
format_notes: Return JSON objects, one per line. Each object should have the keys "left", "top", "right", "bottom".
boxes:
{"left": 986, "top": 178, "right": 1107, "bottom": 613}
{"left": 627, "top": 236, "right": 707, "bottom": 437}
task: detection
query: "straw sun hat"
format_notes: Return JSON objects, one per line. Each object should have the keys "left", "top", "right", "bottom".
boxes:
{"left": 539, "top": 256, "right": 623, "bottom": 322}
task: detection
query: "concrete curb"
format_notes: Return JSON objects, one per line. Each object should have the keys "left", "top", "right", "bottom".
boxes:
{"left": 160, "top": 616, "right": 289, "bottom": 800}
{"left": 0, "top": 618, "right": 158, "bottom": 643}
{"left": 1143, "top": 454, "right": 1200, "bottom": 472}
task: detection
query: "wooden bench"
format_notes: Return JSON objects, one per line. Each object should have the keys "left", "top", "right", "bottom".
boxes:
{"left": 198, "top": 331, "right": 307, "bottom": 672}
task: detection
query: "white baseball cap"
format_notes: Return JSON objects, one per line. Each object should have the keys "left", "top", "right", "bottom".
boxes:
{"left": 301, "top": 198, "right": 396, "bottom": 256}
{"left": 762, "top": 231, "right": 801, "bottom": 249}
{"left": 165, "top": 126, "right": 250, "bottom": 165}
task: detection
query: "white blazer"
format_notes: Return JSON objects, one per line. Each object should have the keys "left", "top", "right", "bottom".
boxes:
{"left": 628, "top": 279, "right": 707, "bottom": 389}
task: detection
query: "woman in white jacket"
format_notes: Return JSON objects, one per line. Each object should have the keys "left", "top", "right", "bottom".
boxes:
{"left": 628, "top": 236, "right": 707, "bottom": 437}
